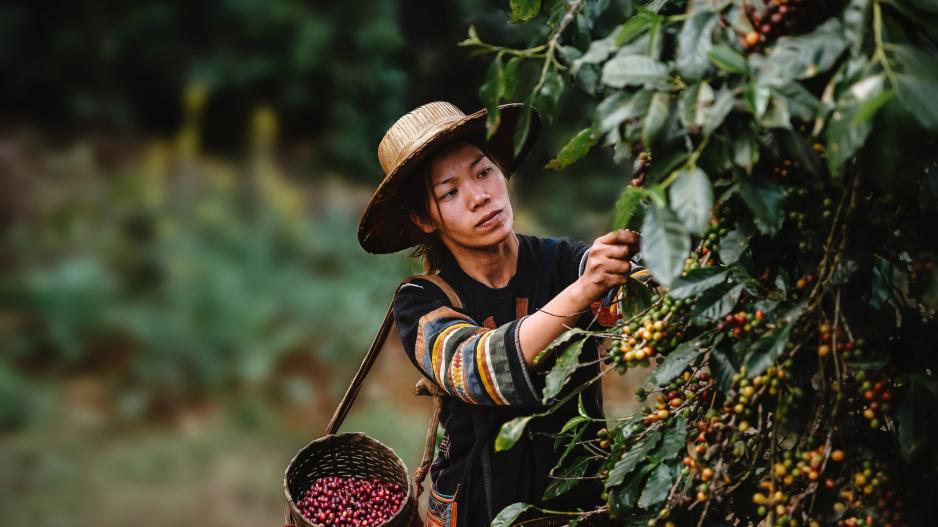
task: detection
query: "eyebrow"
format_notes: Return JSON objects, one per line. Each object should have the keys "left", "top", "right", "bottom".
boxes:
{"left": 433, "top": 154, "right": 487, "bottom": 189}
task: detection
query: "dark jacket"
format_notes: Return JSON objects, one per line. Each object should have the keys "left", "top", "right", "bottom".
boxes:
{"left": 392, "top": 234, "right": 613, "bottom": 526}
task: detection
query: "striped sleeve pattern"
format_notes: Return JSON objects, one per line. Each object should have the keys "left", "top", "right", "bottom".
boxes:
{"left": 393, "top": 280, "right": 541, "bottom": 407}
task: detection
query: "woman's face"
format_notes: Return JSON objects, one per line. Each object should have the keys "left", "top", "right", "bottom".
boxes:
{"left": 412, "top": 141, "right": 514, "bottom": 251}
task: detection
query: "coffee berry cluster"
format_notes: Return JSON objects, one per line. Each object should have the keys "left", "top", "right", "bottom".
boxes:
{"left": 830, "top": 458, "right": 906, "bottom": 527}
{"left": 816, "top": 322, "right": 862, "bottom": 359}
{"left": 723, "top": 362, "right": 791, "bottom": 428}
{"left": 610, "top": 297, "right": 689, "bottom": 373}
{"left": 295, "top": 476, "right": 405, "bottom": 527}
{"left": 854, "top": 370, "right": 893, "bottom": 429}
{"left": 689, "top": 205, "right": 734, "bottom": 266}
{"left": 741, "top": 0, "right": 844, "bottom": 52}
{"left": 642, "top": 369, "right": 713, "bottom": 425}
{"left": 767, "top": 444, "right": 842, "bottom": 493}
{"left": 717, "top": 309, "right": 765, "bottom": 339}
{"left": 682, "top": 416, "right": 733, "bottom": 503}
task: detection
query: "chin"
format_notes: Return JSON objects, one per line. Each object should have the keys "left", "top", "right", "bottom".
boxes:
{"left": 477, "top": 221, "right": 514, "bottom": 247}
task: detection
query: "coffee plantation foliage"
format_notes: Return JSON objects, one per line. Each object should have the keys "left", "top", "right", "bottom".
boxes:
{"left": 0, "top": 107, "right": 413, "bottom": 427}
{"left": 464, "top": 1, "right": 938, "bottom": 526}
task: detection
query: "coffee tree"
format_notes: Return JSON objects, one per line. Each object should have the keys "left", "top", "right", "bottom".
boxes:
{"left": 464, "top": 1, "right": 938, "bottom": 526}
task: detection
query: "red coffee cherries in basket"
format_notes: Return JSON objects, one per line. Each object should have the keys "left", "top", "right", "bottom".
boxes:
{"left": 296, "top": 476, "right": 406, "bottom": 527}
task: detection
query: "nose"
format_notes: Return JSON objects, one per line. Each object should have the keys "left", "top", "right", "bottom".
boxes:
{"left": 466, "top": 180, "right": 490, "bottom": 210}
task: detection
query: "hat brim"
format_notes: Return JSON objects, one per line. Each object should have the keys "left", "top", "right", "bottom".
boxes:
{"left": 358, "top": 103, "right": 541, "bottom": 254}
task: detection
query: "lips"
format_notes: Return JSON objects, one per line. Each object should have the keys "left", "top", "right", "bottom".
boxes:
{"left": 476, "top": 209, "right": 502, "bottom": 228}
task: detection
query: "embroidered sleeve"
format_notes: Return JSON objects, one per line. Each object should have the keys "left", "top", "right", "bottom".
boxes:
{"left": 393, "top": 279, "right": 541, "bottom": 407}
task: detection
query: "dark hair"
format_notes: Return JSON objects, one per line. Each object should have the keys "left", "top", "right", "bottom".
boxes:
{"left": 406, "top": 138, "right": 509, "bottom": 274}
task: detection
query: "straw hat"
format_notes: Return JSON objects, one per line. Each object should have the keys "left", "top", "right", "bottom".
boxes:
{"left": 357, "top": 101, "right": 541, "bottom": 254}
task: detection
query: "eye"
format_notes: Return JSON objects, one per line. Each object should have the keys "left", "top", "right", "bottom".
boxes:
{"left": 478, "top": 167, "right": 492, "bottom": 178}
{"left": 441, "top": 188, "right": 457, "bottom": 200}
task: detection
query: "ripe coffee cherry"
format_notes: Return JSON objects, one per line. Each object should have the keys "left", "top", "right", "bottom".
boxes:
{"left": 297, "top": 476, "right": 405, "bottom": 527}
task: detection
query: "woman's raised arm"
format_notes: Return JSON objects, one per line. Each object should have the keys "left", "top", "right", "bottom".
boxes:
{"left": 516, "top": 229, "right": 640, "bottom": 367}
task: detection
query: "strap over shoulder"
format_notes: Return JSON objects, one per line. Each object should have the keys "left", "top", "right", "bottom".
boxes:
{"left": 324, "top": 273, "right": 461, "bottom": 435}
{"left": 402, "top": 273, "right": 463, "bottom": 309}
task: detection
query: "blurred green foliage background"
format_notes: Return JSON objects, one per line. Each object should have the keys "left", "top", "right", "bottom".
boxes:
{"left": 0, "top": 1, "right": 639, "bottom": 526}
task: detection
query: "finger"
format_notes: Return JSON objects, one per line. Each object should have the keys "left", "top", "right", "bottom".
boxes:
{"left": 598, "top": 229, "right": 640, "bottom": 246}
{"left": 615, "top": 229, "right": 640, "bottom": 245}
{"left": 596, "top": 244, "right": 632, "bottom": 261}
{"left": 598, "top": 257, "right": 633, "bottom": 276}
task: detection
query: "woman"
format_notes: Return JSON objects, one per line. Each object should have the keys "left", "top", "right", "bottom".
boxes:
{"left": 358, "top": 101, "right": 643, "bottom": 527}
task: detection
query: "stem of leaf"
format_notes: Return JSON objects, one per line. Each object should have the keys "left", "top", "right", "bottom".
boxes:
{"left": 873, "top": 0, "right": 900, "bottom": 90}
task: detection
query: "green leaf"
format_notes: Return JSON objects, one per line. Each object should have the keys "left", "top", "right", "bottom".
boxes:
{"left": 504, "top": 57, "right": 524, "bottom": 99}
{"left": 509, "top": 0, "right": 541, "bottom": 23}
{"left": 535, "top": 69, "right": 565, "bottom": 122}
{"left": 710, "top": 349, "right": 736, "bottom": 393}
{"left": 637, "top": 463, "right": 673, "bottom": 509}
{"left": 732, "top": 127, "right": 759, "bottom": 173}
{"left": 743, "top": 325, "right": 792, "bottom": 378}
{"left": 609, "top": 465, "right": 652, "bottom": 517}
{"left": 615, "top": 13, "right": 654, "bottom": 46}
{"left": 760, "top": 95, "right": 791, "bottom": 129}
{"left": 738, "top": 177, "right": 784, "bottom": 235}
{"left": 718, "top": 230, "right": 749, "bottom": 265}
{"left": 708, "top": 44, "right": 748, "bottom": 75}
{"left": 613, "top": 187, "right": 646, "bottom": 230}
{"left": 533, "top": 328, "right": 586, "bottom": 366}
{"left": 601, "top": 55, "right": 669, "bottom": 89}
{"left": 704, "top": 87, "right": 735, "bottom": 136}
{"left": 773, "top": 82, "right": 822, "bottom": 122}
{"left": 652, "top": 417, "right": 688, "bottom": 462}
{"left": 678, "top": 81, "right": 714, "bottom": 132}
{"left": 572, "top": 34, "right": 616, "bottom": 74}
{"left": 746, "top": 82, "right": 771, "bottom": 118}
{"left": 606, "top": 430, "right": 662, "bottom": 488}
{"left": 513, "top": 96, "right": 535, "bottom": 158}
{"left": 546, "top": 128, "right": 597, "bottom": 170}
{"left": 825, "top": 100, "right": 873, "bottom": 177}
{"left": 642, "top": 92, "right": 670, "bottom": 146}
{"left": 648, "top": 338, "right": 704, "bottom": 386}
{"left": 759, "top": 19, "right": 848, "bottom": 82}
{"left": 640, "top": 204, "right": 691, "bottom": 287}
{"left": 561, "top": 415, "right": 589, "bottom": 434}
{"left": 492, "top": 502, "right": 531, "bottom": 527}
{"left": 898, "top": 74, "right": 938, "bottom": 131}
{"left": 554, "top": 418, "right": 587, "bottom": 470}
{"left": 542, "top": 337, "right": 587, "bottom": 403}
{"left": 480, "top": 55, "right": 505, "bottom": 139}
{"left": 669, "top": 267, "right": 729, "bottom": 299}
{"left": 668, "top": 167, "right": 713, "bottom": 235}
{"left": 676, "top": 12, "right": 718, "bottom": 80}
{"left": 596, "top": 90, "right": 653, "bottom": 137}
{"left": 843, "top": 0, "right": 870, "bottom": 52}
{"left": 690, "top": 283, "right": 744, "bottom": 324}
{"left": 543, "top": 456, "right": 591, "bottom": 501}
{"left": 619, "top": 276, "right": 654, "bottom": 320}
{"left": 578, "top": 392, "right": 588, "bottom": 418}
{"left": 496, "top": 415, "right": 535, "bottom": 452}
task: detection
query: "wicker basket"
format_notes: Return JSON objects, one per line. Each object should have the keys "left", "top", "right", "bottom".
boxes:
{"left": 282, "top": 276, "right": 461, "bottom": 527}
{"left": 283, "top": 432, "right": 418, "bottom": 527}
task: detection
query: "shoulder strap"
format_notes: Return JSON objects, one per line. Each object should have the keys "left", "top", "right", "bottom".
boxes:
{"left": 324, "top": 273, "right": 462, "bottom": 434}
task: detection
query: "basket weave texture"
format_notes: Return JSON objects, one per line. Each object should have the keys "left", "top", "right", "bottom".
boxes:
{"left": 284, "top": 432, "right": 418, "bottom": 527}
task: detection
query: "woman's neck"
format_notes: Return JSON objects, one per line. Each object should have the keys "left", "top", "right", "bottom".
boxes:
{"left": 446, "top": 232, "right": 520, "bottom": 289}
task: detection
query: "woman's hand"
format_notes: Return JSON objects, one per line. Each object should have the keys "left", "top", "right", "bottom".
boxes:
{"left": 574, "top": 229, "right": 641, "bottom": 303}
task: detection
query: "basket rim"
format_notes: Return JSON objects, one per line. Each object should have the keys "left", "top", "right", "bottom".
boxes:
{"left": 282, "top": 432, "right": 414, "bottom": 527}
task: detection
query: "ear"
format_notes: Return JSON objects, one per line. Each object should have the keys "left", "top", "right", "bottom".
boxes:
{"left": 409, "top": 211, "right": 436, "bottom": 235}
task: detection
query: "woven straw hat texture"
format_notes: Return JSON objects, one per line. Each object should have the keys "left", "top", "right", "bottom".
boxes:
{"left": 358, "top": 101, "right": 540, "bottom": 254}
